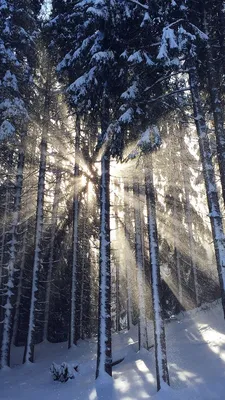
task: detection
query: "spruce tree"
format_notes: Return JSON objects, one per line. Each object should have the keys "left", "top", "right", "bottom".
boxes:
{"left": 0, "top": 0, "right": 43, "bottom": 369}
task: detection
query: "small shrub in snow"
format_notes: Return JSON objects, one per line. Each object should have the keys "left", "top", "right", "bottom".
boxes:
{"left": 50, "top": 362, "right": 78, "bottom": 382}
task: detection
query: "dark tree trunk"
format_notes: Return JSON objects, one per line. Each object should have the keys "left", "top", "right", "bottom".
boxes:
{"left": 43, "top": 167, "right": 62, "bottom": 342}
{"left": 133, "top": 179, "right": 148, "bottom": 350}
{"left": 96, "top": 148, "right": 112, "bottom": 379}
{"left": 123, "top": 183, "right": 133, "bottom": 330}
{"left": 145, "top": 155, "right": 169, "bottom": 391}
{"left": 188, "top": 61, "right": 225, "bottom": 317}
{"left": 23, "top": 61, "right": 51, "bottom": 364}
{"left": 204, "top": 9, "right": 225, "bottom": 207}
{"left": 69, "top": 116, "right": 80, "bottom": 348}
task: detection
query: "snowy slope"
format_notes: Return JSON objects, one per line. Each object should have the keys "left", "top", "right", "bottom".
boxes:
{"left": 1, "top": 300, "right": 225, "bottom": 400}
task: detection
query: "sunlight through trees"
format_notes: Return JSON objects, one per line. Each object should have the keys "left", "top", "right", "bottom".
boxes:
{"left": 0, "top": 0, "right": 225, "bottom": 395}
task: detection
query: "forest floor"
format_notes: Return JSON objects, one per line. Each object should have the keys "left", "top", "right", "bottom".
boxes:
{"left": 1, "top": 300, "right": 225, "bottom": 399}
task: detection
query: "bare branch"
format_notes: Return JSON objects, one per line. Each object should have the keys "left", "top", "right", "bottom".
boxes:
{"left": 127, "top": 0, "right": 148, "bottom": 10}
{"left": 145, "top": 87, "right": 190, "bottom": 104}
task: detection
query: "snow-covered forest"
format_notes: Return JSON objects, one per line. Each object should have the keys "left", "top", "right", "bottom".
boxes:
{"left": 1, "top": 1, "right": 225, "bottom": 399}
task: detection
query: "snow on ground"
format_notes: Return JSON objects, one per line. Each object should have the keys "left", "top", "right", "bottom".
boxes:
{"left": 1, "top": 300, "right": 225, "bottom": 399}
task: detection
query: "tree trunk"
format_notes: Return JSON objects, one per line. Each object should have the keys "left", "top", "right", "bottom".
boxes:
{"left": 68, "top": 117, "right": 80, "bottom": 348}
{"left": 145, "top": 155, "right": 169, "bottom": 390}
{"left": 0, "top": 142, "right": 25, "bottom": 368}
{"left": 124, "top": 183, "right": 133, "bottom": 330}
{"left": 12, "top": 217, "right": 28, "bottom": 345}
{"left": 114, "top": 179, "right": 121, "bottom": 333}
{"left": 115, "top": 257, "right": 120, "bottom": 332}
{"left": 204, "top": 10, "right": 225, "bottom": 207}
{"left": 43, "top": 167, "right": 62, "bottom": 342}
{"left": 79, "top": 198, "right": 89, "bottom": 340}
{"left": 188, "top": 62, "right": 225, "bottom": 317}
{"left": 96, "top": 148, "right": 112, "bottom": 379}
{"left": 133, "top": 179, "right": 148, "bottom": 350}
{"left": 23, "top": 61, "right": 50, "bottom": 363}
{"left": 23, "top": 135, "right": 47, "bottom": 364}
{"left": 0, "top": 185, "right": 10, "bottom": 289}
